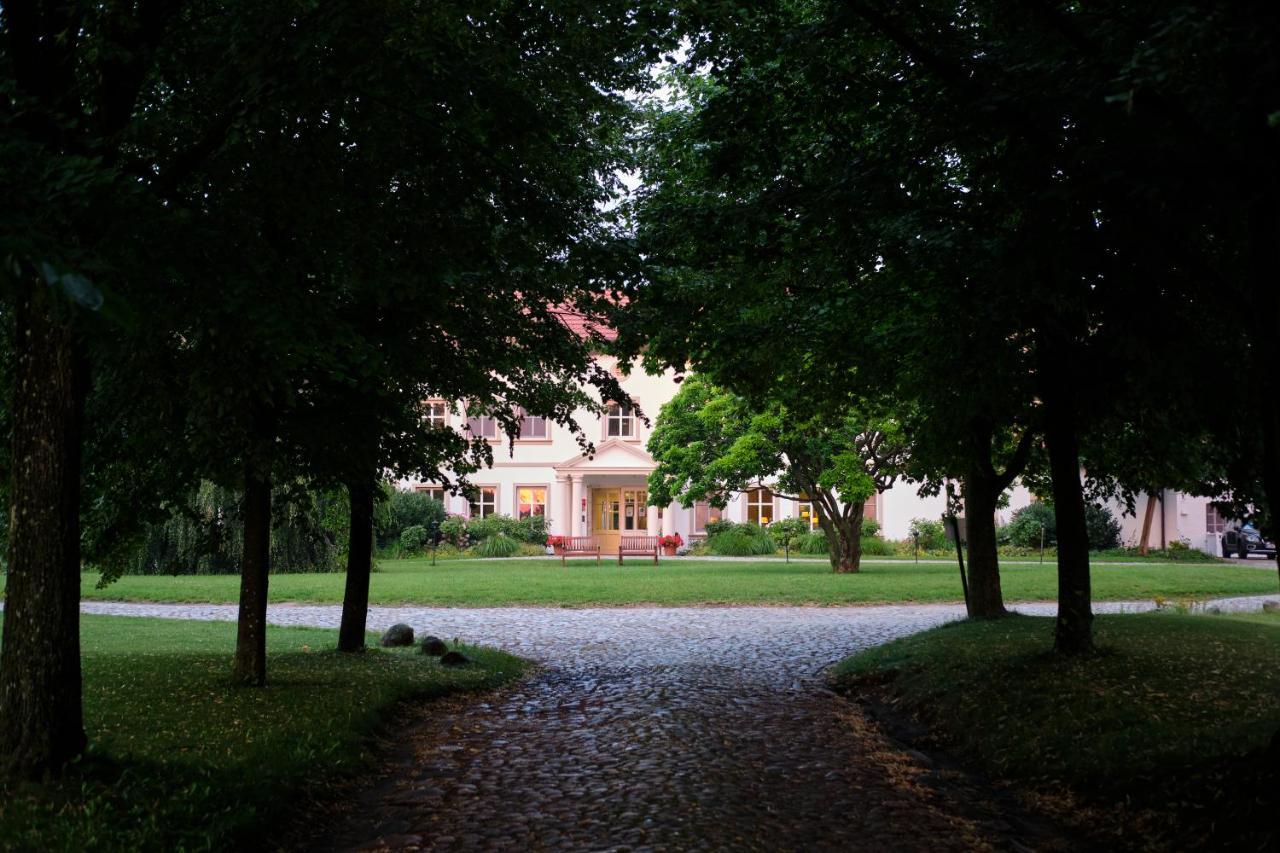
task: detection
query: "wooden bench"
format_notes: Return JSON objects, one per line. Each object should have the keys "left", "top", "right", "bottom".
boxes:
{"left": 560, "top": 536, "right": 600, "bottom": 566}
{"left": 617, "top": 535, "right": 660, "bottom": 565}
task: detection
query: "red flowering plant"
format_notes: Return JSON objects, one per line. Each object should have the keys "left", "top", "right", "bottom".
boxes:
{"left": 658, "top": 534, "right": 683, "bottom": 548}
{"left": 546, "top": 535, "right": 565, "bottom": 548}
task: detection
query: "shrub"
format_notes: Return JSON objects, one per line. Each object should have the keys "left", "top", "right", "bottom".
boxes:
{"left": 385, "top": 490, "right": 446, "bottom": 541}
{"left": 706, "top": 531, "right": 763, "bottom": 556}
{"left": 1005, "top": 502, "right": 1057, "bottom": 548}
{"left": 861, "top": 536, "right": 895, "bottom": 556}
{"left": 796, "top": 531, "right": 829, "bottom": 554}
{"left": 399, "top": 525, "right": 431, "bottom": 553}
{"left": 513, "top": 514, "right": 551, "bottom": 544}
{"left": 704, "top": 518, "right": 734, "bottom": 538}
{"left": 439, "top": 515, "right": 470, "bottom": 547}
{"left": 769, "top": 517, "right": 810, "bottom": 546}
{"left": 472, "top": 534, "right": 521, "bottom": 558}
{"left": 466, "top": 514, "right": 519, "bottom": 541}
{"left": 861, "top": 517, "right": 881, "bottom": 538}
{"left": 908, "top": 517, "right": 949, "bottom": 551}
{"left": 1085, "top": 502, "right": 1122, "bottom": 550}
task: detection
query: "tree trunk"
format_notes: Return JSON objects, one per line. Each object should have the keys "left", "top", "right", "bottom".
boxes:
{"left": 1043, "top": 388, "right": 1093, "bottom": 656}
{"left": 232, "top": 467, "right": 272, "bottom": 685}
{"left": 821, "top": 504, "right": 864, "bottom": 573}
{"left": 337, "top": 478, "right": 375, "bottom": 653}
{"left": 0, "top": 287, "right": 89, "bottom": 779}
{"left": 962, "top": 473, "right": 1006, "bottom": 619}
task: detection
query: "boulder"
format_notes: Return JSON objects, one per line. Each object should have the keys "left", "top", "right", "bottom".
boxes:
{"left": 380, "top": 623, "right": 415, "bottom": 647}
{"left": 1263, "top": 601, "right": 1279, "bottom": 613}
{"left": 440, "top": 650, "right": 472, "bottom": 667}
{"left": 420, "top": 635, "right": 449, "bottom": 656}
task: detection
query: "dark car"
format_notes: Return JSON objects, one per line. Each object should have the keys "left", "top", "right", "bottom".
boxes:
{"left": 1222, "top": 524, "right": 1277, "bottom": 559}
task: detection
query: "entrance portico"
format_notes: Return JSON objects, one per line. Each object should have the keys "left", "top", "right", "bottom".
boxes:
{"left": 554, "top": 439, "right": 665, "bottom": 554}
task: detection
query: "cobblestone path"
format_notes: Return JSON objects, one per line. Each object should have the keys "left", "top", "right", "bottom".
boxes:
{"left": 74, "top": 596, "right": 1276, "bottom": 851}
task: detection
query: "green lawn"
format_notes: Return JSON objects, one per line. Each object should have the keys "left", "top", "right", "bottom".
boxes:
{"left": 56, "top": 556, "right": 1280, "bottom": 607}
{"left": 831, "top": 611, "right": 1280, "bottom": 849}
{"left": 0, "top": 615, "right": 528, "bottom": 850}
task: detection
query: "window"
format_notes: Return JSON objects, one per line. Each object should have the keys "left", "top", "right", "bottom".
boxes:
{"left": 415, "top": 485, "right": 445, "bottom": 503}
{"left": 517, "top": 486, "right": 547, "bottom": 519}
{"left": 746, "top": 488, "right": 774, "bottom": 525}
{"left": 1206, "top": 504, "right": 1227, "bottom": 535}
{"left": 694, "top": 500, "right": 723, "bottom": 533}
{"left": 605, "top": 403, "right": 636, "bottom": 438}
{"left": 469, "top": 486, "right": 497, "bottom": 518}
{"left": 622, "top": 489, "right": 648, "bottom": 531}
{"left": 425, "top": 401, "right": 449, "bottom": 429}
{"left": 516, "top": 408, "right": 548, "bottom": 440}
{"left": 797, "top": 495, "right": 819, "bottom": 530}
{"left": 466, "top": 413, "right": 499, "bottom": 439}
{"left": 864, "top": 493, "right": 878, "bottom": 524}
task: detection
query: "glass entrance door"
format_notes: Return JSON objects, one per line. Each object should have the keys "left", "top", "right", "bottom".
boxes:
{"left": 591, "top": 487, "right": 648, "bottom": 553}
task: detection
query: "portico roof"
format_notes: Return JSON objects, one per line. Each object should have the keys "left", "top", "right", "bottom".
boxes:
{"left": 555, "top": 438, "right": 655, "bottom": 474}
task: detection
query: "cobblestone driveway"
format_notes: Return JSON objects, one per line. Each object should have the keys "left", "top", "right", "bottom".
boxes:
{"left": 76, "top": 596, "right": 1275, "bottom": 852}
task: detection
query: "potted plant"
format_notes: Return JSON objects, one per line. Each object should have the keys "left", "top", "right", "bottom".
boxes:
{"left": 659, "top": 533, "right": 683, "bottom": 556}
{"left": 546, "top": 534, "right": 565, "bottom": 555}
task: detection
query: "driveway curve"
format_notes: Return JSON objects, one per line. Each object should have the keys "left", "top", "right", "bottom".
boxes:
{"left": 76, "top": 596, "right": 1276, "bottom": 852}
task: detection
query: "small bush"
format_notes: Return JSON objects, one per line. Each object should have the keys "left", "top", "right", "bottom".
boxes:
{"left": 399, "top": 525, "right": 431, "bottom": 553}
{"left": 377, "top": 490, "right": 446, "bottom": 549}
{"left": 769, "top": 517, "right": 811, "bottom": 546}
{"left": 707, "top": 531, "right": 764, "bottom": 556}
{"left": 513, "top": 514, "right": 551, "bottom": 544}
{"left": 861, "top": 517, "right": 881, "bottom": 538}
{"left": 860, "top": 536, "right": 895, "bottom": 556}
{"left": 471, "top": 534, "right": 521, "bottom": 558}
{"left": 1004, "top": 502, "right": 1057, "bottom": 548}
{"left": 908, "top": 517, "right": 949, "bottom": 551}
{"left": 704, "top": 518, "right": 734, "bottom": 538}
{"left": 795, "top": 531, "right": 829, "bottom": 554}
{"left": 1085, "top": 502, "right": 1123, "bottom": 550}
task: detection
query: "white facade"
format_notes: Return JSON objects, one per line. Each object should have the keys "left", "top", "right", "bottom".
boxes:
{"left": 405, "top": 353, "right": 1226, "bottom": 552}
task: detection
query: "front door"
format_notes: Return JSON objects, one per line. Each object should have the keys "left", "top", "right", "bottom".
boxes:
{"left": 591, "top": 487, "right": 649, "bottom": 554}
{"left": 592, "top": 489, "right": 621, "bottom": 554}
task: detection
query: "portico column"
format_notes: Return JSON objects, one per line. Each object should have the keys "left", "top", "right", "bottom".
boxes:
{"left": 662, "top": 501, "right": 677, "bottom": 537}
{"left": 646, "top": 500, "right": 661, "bottom": 537}
{"left": 556, "top": 475, "right": 572, "bottom": 537}
{"left": 569, "top": 475, "right": 584, "bottom": 537}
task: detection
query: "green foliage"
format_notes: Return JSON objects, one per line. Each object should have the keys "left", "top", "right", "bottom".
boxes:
{"left": 795, "top": 532, "right": 830, "bottom": 554}
{"left": 122, "top": 482, "right": 344, "bottom": 575}
{"left": 832, "top": 613, "right": 1280, "bottom": 849}
{"left": 860, "top": 536, "right": 896, "bottom": 557}
{"left": 398, "top": 525, "right": 431, "bottom": 554}
{"left": 861, "top": 517, "right": 882, "bottom": 539}
{"left": 378, "top": 490, "right": 446, "bottom": 550}
{"left": 1003, "top": 503, "right": 1058, "bottom": 549}
{"left": 768, "top": 517, "right": 811, "bottom": 546}
{"left": 706, "top": 523, "right": 777, "bottom": 556}
{"left": 704, "top": 519, "right": 735, "bottom": 538}
{"left": 471, "top": 534, "right": 522, "bottom": 558}
{"left": 1085, "top": 503, "right": 1123, "bottom": 551}
{"left": 439, "top": 516, "right": 470, "bottom": 548}
{"left": 0, "top": 615, "right": 526, "bottom": 850}
{"left": 908, "top": 518, "right": 949, "bottom": 552}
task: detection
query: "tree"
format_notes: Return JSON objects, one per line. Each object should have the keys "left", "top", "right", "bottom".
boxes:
{"left": 646, "top": 376, "right": 906, "bottom": 572}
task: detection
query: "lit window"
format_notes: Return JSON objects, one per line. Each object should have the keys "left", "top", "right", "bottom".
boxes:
{"left": 746, "top": 488, "right": 774, "bottom": 525}
{"left": 415, "top": 485, "right": 445, "bottom": 503}
{"left": 466, "top": 413, "right": 498, "bottom": 439}
{"left": 469, "top": 486, "right": 497, "bottom": 518}
{"left": 694, "top": 500, "right": 723, "bottom": 533}
{"left": 605, "top": 403, "right": 636, "bottom": 438}
{"left": 516, "top": 408, "right": 548, "bottom": 440}
{"left": 425, "top": 402, "right": 449, "bottom": 429}
{"left": 797, "top": 495, "right": 819, "bottom": 530}
{"left": 517, "top": 487, "right": 547, "bottom": 519}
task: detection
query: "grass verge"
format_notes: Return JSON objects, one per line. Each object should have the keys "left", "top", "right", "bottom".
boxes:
{"left": 830, "top": 611, "right": 1280, "bottom": 849}
{"left": 50, "top": 557, "right": 1280, "bottom": 607}
{"left": 0, "top": 615, "right": 528, "bottom": 850}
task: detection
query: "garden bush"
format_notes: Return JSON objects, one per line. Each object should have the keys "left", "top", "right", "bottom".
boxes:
{"left": 472, "top": 534, "right": 522, "bottom": 558}
{"left": 703, "top": 518, "right": 734, "bottom": 538}
{"left": 398, "top": 525, "right": 431, "bottom": 553}
{"left": 439, "top": 515, "right": 470, "bottom": 547}
{"left": 769, "top": 517, "right": 811, "bottom": 546}
{"left": 1004, "top": 502, "right": 1057, "bottom": 548}
{"left": 908, "top": 517, "right": 949, "bottom": 551}
{"left": 796, "top": 531, "right": 829, "bottom": 554}
{"left": 1085, "top": 502, "right": 1123, "bottom": 550}
{"left": 860, "top": 536, "right": 895, "bottom": 556}
{"left": 513, "top": 514, "right": 551, "bottom": 544}
{"left": 861, "top": 517, "right": 881, "bottom": 538}
{"left": 378, "top": 489, "right": 446, "bottom": 549}
{"left": 706, "top": 531, "right": 764, "bottom": 556}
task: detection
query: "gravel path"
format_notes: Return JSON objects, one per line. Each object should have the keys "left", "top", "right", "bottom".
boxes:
{"left": 67, "top": 594, "right": 1276, "bottom": 851}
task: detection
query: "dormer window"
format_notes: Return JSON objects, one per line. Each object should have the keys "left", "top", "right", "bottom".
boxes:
{"left": 605, "top": 403, "right": 636, "bottom": 438}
